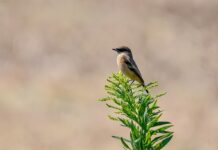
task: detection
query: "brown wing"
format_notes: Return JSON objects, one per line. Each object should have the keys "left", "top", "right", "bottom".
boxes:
{"left": 124, "top": 58, "right": 144, "bottom": 85}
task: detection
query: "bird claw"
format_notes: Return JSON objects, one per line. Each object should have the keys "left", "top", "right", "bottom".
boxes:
{"left": 128, "top": 80, "right": 134, "bottom": 85}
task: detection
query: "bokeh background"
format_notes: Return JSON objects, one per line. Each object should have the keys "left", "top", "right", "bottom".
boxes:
{"left": 0, "top": 0, "right": 218, "bottom": 149}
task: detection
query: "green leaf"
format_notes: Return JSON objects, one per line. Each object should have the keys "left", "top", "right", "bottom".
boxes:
{"left": 111, "top": 97, "right": 122, "bottom": 105}
{"left": 145, "top": 131, "right": 151, "bottom": 144}
{"left": 153, "top": 121, "right": 172, "bottom": 127}
{"left": 146, "top": 81, "right": 158, "bottom": 89}
{"left": 146, "top": 81, "right": 158, "bottom": 87}
{"left": 118, "top": 118, "right": 131, "bottom": 128}
{"left": 106, "top": 91, "right": 119, "bottom": 97}
{"left": 151, "top": 125, "right": 173, "bottom": 135}
{"left": 151, "top": 132, "right": 173, "bottom": 144}
{"left": 154, "top": 135, "right": 173, "bottom": 150}
{"left": 106, "top": 103, "right": 121, "bottom": 111}
{"left": 133, "top": 137, "right": 142, "bottom": 144}
{"left": 108, "top": 115, "right": 118, "bottom": 121}
{"left": 147, "top": 114, "right": 162, "bottom": 129}
{"left": 98, "top": 97, "right": 110, "bottom": 101}
{"left": 106, "top": 79, "right": 119, "bottom": 86}
{"left": 112, "top": 136, "right": 131, "bottom": 143}
{"left": 121, "top": 137, "right": 131, "bottom": 150}
{"left": 155, "top": 92, "right": 167, "bottom": 98}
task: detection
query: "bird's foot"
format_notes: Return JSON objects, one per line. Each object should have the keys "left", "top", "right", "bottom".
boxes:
{"left": 143, "top": 83, "right": 149, "bottom": 94}
{"left": 129, "top": 80, "right": 134, "bottom": 86}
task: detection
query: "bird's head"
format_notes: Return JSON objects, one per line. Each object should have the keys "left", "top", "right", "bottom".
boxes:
{"left": 112, "top": 46, "right": 132, "bottom": 55}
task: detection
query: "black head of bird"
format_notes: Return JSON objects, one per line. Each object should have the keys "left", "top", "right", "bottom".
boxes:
{"left": 112, "top": 46, "right": 132, "bottom": 54}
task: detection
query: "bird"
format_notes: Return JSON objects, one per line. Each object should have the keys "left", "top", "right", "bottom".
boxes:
{"left": 112, "top": 46, "right": 149, "bottom": 93}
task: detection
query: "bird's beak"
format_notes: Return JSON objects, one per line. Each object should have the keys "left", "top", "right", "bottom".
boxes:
{"left": 112, "top": 48, "right": 118, "bottom": 52}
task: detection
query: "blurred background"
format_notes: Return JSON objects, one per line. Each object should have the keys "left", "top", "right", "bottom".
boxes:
{"left": 0, "top": 0, "right": 218, "bottom": 149}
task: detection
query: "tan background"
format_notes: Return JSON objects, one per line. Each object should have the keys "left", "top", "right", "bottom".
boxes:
{"left": 0, "top": 0, "right": 218, "bottom": 149}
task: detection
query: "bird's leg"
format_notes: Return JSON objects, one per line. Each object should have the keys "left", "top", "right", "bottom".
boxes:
{"left": 130, "top": 80, "right": 134, "bottom": 86}
{"left": 143, "top": 83, "right": 149, "bottom": 94}
{"left": 145, "top": 89, "right": 149, "bottom": 94}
